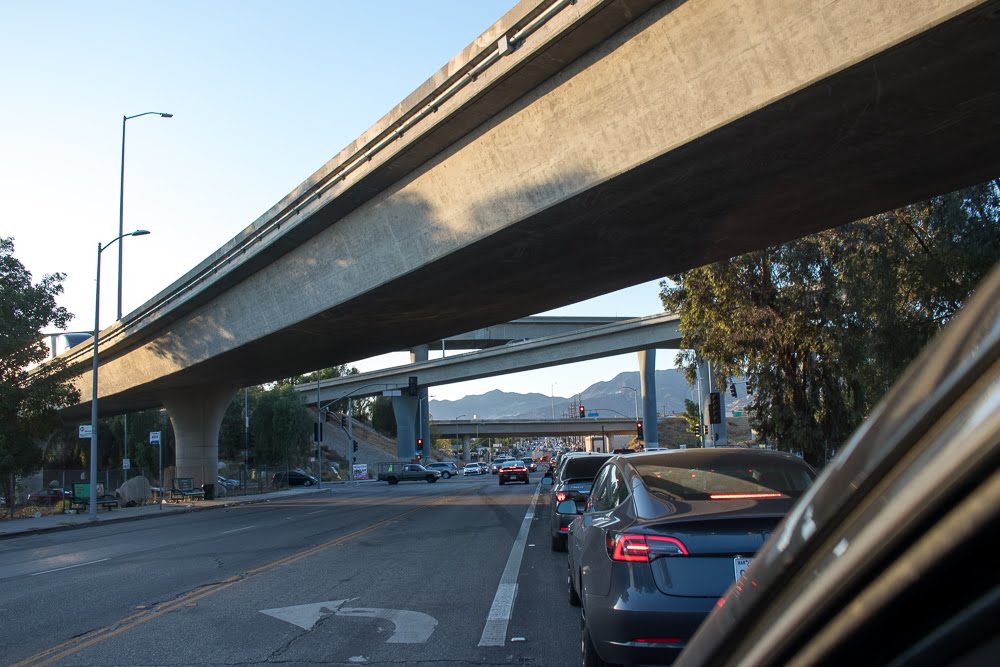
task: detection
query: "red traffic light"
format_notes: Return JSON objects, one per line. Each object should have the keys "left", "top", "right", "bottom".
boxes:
{"left": 417, "top": 437, "right": 424, "bottom": 449}
{"left": 636, "top": 421, "right": 644, "bottom": 440}
{"left": 579, "top": 405, "right": 585, "bottom": 418}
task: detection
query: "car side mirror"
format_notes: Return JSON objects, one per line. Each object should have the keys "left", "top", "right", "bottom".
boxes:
{"left": 541, "top": 476, "right": 553, "bottom": 486}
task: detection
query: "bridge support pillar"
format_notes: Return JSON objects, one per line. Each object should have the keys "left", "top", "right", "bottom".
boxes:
{"left": 638, "top": 350, "right": 660, "bottom": 450}
{"left": 161, "top": 385, "right": 236, "bottom": 489}
{"left": 391, "top": 396, "right": 418, "bottom": 460}
{"left": 410, "top": 345, "right": 431, "bottom": 459}
{"left": 462, "top": 435, "right": 471, "bottom": 463}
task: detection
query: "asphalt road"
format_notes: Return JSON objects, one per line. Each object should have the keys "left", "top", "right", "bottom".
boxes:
{"left": 0, "top": 474, "right": 582, "bottom": 666}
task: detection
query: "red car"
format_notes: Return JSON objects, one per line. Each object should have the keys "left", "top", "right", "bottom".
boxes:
{"left": 498, "top": 461, "right": 529, "bottom": 485}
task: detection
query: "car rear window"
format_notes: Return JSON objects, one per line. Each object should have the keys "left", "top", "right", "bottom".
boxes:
{"left": 561, "top": 455, "right": 611, "bottom": 481}
{"left": 635, "top": 452, "right": 815, "bottom": 500}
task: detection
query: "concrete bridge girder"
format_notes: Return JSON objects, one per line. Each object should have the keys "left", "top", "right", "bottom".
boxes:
{"left": 58, "top": 0, "right": 1000, "bottom": 424}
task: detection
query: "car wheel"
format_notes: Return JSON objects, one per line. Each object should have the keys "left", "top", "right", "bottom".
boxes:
{"left": 568, "top": 567, "right": 581, "bottom": 606}
{"left": 499, "top": 479, "right": 505, "bottom": 485}
{"left": 427, "top": 476, "right": 437, "bottom": 483}
{"left": 442, "top": 472, "right": 451, "bottom": 479}
{"left": 304, "top": 480, "right": 313, "bottom": 486}
{"left": 387, "top": 477, "right": 398, "bottom": 485}
{"left": 551, "top": 533, "right": 566, "bottom": 552}
{"left": 581, "top": 623, "right": 608, "bottom": 667}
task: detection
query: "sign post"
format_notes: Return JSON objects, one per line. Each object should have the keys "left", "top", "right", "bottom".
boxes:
{"left": 150, "top": 431, "right": 162, "bottom": 509}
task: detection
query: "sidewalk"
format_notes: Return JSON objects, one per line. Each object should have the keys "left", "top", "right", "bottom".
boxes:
{"left": 0, "top": 483, "right": 353, "bottom": 540}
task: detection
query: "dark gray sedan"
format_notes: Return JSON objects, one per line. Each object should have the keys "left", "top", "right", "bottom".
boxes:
{"left": 545, "top": 452, "right": 612, "bottom": 551}
{"left": 567, "top": 448, "right": 815, "bottom": 666}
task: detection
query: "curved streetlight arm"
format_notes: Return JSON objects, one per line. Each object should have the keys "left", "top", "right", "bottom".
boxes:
{"left": 319, "top": 382, "right": 396, "bottom": 412}
{"left": 119, "top": 111, "right": 172, "bottom": 320}
{"left": 125, "top": 111, "right": 173, "bottom": 120}
{"left": 620, "top": 385, "right": 640, "bottom": 421}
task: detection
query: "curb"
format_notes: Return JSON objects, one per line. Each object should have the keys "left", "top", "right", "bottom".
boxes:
{"left": 0, "top": 488, "right": 331, "bottom": 541}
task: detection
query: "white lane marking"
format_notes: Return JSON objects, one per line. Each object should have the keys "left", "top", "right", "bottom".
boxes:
{"left": 478, "top": 483, "right": 541, "bottom": 647}
{"left": 260, "top": 600, "right": 437, "bottom": 643}
{"left": 305, "top": 509, "right": 327, "bottom": 515}
{"left": 221, "top": 525, "right": 256, "bottom": 535}
{"left": 30, "top": 558, "right": 110, "bottom": 576}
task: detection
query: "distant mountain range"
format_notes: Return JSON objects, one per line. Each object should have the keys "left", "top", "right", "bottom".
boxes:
{"left": 429, "top": 369, "right": 697, "bottom": 420}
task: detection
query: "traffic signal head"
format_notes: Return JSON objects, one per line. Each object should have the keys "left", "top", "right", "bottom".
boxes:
{"left": 579, "top": 405, "right": 585, "bottom": 418}
{"left": 417, "top": 437, "right": 424, "bottom": 450}
{"left": 341, "top": 414, "right": 347, "bottom": 427}
{"left": 636, "top": 421, "right": 644, "bottom": 440}
{"left": 730, "top": 383, "right": 738, "bottom": 398}
{"left": 708, "top": 392, "right": 722, "bottom": 424}
{"left": 352, "top": 440, "right": 358, "bottom": 452}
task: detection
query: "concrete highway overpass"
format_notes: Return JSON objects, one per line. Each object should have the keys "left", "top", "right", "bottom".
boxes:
{"left": 433, "top": 418, "right": 639, "bottom": 438}
{"left": 299, "top": 313, "right": 678, "bottom": 456}
{"left": 50, "top": 0, "right": 1000, "bottom": 486}
{"left": 301, "top": 314, "right": 679, "bottom": 402}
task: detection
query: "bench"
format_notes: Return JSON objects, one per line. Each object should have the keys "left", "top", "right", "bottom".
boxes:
{"left": 170, "top": 477, "right": 205, "bottom": 502}
{"left": 71, "top": 483, "right": 119, "bottom": 511}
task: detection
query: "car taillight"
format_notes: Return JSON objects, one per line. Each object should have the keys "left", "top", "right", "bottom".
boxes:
{"left": 556, "top": 492, "right": 568, "bottom": 502}
{"left": 608, "top": 533, "right": 689, "bottom": 562}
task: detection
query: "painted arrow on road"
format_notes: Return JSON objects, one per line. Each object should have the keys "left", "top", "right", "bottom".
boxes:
{"left": 261, "top": 599, "right": 437, "bottom": 643}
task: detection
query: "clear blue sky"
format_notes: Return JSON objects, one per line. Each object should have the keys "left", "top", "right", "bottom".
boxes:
{"left": 1, "top": 1, "right": 678, "bottom": 403}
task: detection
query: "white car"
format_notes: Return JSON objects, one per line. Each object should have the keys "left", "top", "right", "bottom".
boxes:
{"left": 463, "top": 463, "right": 482, "bottom": 476}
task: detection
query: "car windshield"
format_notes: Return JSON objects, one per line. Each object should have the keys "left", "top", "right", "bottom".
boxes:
{"left": 635, "top": 452, "right": 815, "bottom": 500}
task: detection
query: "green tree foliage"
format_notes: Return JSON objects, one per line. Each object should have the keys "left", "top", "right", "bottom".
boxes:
{"left": 370, "top": 396, "right": 397, "bottom": 437}
{"left": 248, "top": 385, "right": 312, "bottom": 467}
{"left": 661, "top": 183, "right": 1000, "bottom": 466}
{"left": 681, "top": 399, "right": 702, "bottom": 436}
{"left": 0, "top": 238, "right": 80, "bottom": 512}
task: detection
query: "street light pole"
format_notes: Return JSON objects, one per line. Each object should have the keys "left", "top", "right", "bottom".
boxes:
{"left": 621, "top": 385, "right": 639, "bottom": 421}
{"left": 90, "top": 229, "right": 150, "bottom": 521}
{"left": 117, "top": 111, "right": 172, "bottom": 321}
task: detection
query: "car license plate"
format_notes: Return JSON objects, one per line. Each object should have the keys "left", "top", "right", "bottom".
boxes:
{"left": 734, "top": 556, "right": 752, "bottom": 580}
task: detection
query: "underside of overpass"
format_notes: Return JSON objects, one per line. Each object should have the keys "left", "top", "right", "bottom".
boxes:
{"left": 53, "top": 0, "right": 1000, "bottom": 486}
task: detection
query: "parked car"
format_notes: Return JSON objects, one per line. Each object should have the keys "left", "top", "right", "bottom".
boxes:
{"left": 271, "top": 469, "right": 319, "bottom": 487}
{"left": 544, "top": 452, "right": 612, "bottom": 551}
{"left": 217, "top": 475, "right": 240, "bottom": 490}
{"left": 463, "top": 463, "right": 482, "bottom": 476}
{"left": 674, "top": 263, "right": 1000, "bottom": 667}
{"left": 498, "top": 460, "right": 529, "bottom": 485}
{"left": 26, "top": 488, "right": 72, "bottom": 505}
{"left": 424, "top": 462, "right": 459, "bottom": 478}
{"left": 567, "top": 448, "right": 815, "bottom": 666}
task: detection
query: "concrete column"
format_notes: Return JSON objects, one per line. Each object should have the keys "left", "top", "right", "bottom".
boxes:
{"left": 161, "top": 385, "right": 236, "bottom": 488}
{"left": 637, "top": 350, "right": 659, "bottom": 450}
{"left": 410, "top": 345, "right": 431, "bottom": 458}
{"left": 391, "top": 395, "right": 419, "bottom": 460}
{"left": 462, "top": 435, "right": 471, "bottom": 462}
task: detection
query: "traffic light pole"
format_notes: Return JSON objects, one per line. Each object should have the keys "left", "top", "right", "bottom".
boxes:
{"left": 347, "top": 397, "right": 354, "bottom": 482}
